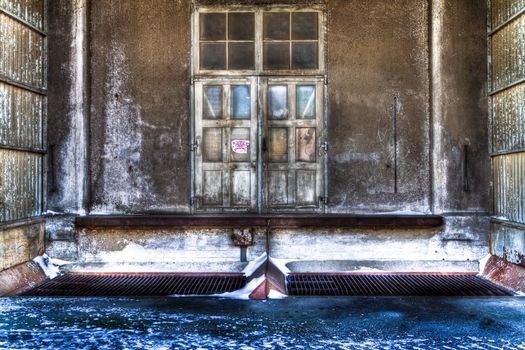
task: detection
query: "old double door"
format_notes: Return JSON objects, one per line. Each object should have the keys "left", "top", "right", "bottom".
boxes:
{"left": 194, "top": 76, "right": 325, "bottom": 213}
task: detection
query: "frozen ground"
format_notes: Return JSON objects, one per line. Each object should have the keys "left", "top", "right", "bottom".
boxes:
{"left": 0, "top": 297, "right": 524, "bottom": 349}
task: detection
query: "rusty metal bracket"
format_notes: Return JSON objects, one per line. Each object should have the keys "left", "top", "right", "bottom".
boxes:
{"left": 231, "top": 228, "right": 255, "bottom": 247}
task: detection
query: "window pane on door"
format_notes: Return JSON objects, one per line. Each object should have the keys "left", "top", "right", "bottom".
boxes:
{"left": 268, "top": 127, "right": 288, "bottom": 162}
{"left": 292, "top": 42, "right": 318, "bottom": 69}
{"left": 231, "top": 85, "right": 250, "bottom": 119}
{"left": 200, "top": 13, "right": 226, "bottom": 40}
{"left": 203, "top": 86, "right": 223, "bottom": 119}
{"left": 263, "top": 12, "right": 290, "bottom": 40}
{"left": 203, "top": 128, "right": 223, "bottom": 162}
{"left": 291, "top": 12, "right": 318, "bottom": 40}
{"left": 228, "top": 42, "right": 255, "bottom": 70}
{"left": 200, "top": 43, "right": 226, "bottom": 70}
{"left": 264, "top": 42, "right": 290, "bottom": 70}
{"left": 228, "top": 12, "right": 255, "bottom": 40}
{"left": 296, "top": 128, "right": 316, "bottom": 162}
{"left": 268, "top": 85, "right": 288, "bottom": 119}
{"left": 296, "top": 85, "right": 316, "bottom": 119}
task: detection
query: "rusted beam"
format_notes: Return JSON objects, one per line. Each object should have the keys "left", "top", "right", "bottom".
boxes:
{"left": 75, "top": 215, "right": 443, "bottom": 228}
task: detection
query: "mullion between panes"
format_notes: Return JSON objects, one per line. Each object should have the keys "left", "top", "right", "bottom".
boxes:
{"left": 223, "top": 84, "right": 231, "bottom": 208}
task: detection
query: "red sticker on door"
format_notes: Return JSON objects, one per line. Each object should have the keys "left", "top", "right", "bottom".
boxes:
{"left": 231, "top": 140, "right": 250, "bottom": 154}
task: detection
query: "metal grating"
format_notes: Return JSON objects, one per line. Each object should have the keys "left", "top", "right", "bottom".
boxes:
{"left": 21, "top": 273, "right": 246, "bottom": 297}
{"left": 286, "top": 273, "right": 515, "bottom": 297}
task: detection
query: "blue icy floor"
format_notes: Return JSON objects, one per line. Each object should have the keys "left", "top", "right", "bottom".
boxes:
{"left": 1, "top": 297, "right": 524, "bottom": 350}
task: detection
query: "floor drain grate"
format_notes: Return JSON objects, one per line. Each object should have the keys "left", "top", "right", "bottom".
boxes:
{"left": 286, "top": 273, "right": 514, "bottom": 296}
{"left": 21, "top": 273, "right": 246, "bottom": 297}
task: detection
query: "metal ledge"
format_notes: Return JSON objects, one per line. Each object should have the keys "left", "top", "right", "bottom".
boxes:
{"left": 75, "top": 215, "right": 443, "bottom": 228}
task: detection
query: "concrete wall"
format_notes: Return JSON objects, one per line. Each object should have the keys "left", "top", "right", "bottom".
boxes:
{"left": 47, "top": 0, "right": 489, "bottom": 216}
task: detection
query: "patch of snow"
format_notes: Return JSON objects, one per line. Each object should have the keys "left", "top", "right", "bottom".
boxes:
{"left": 268, "top": 289, "right": 287, "bottom": 299}
{"left": 42, "top": 210, "right": 62, "bottom": 216}
{"left": 353, "top": 266, "right": 384, "bottom": 272}
{"left": 212, "top": 276, "right": 265, "bottom": 300}
{"left": 268, "top": 257, "right": 294, "bottom": 275}
{"left": 242, "top": 253, "right": 266, "bottom": 277}
{"left": 33, "top": 254, "right": 71, "bottom": 279}
{"left": 478, "top": 254, "right": 492, "bottom": 274}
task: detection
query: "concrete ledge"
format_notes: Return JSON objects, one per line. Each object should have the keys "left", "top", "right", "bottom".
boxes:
{"left": 482, "top": 255, "right": 525, "bottom": 293}
{"left": 76, "top": 215, "right": 443, "bottom": 228}
{"left": 0, "top": 261, "right": 46, "bottom": 296}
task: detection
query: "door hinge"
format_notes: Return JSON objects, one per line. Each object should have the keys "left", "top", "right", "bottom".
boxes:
{"left": 324, "top": 75, "right": 328, "bottom": 86}
{"left": 190, "top": 139, "right": 199, "bottom": 151}
{"left": 319, "top": 141, "right": 328, "bottom": 155}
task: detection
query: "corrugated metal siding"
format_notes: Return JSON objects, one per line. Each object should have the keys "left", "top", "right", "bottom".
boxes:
{"left": 0, "top": 82, "right": 43, "bottom": 149}
{"left": 493, "top": 153, "right": 525, "bottom": 223}
{"left": 0, "top": 0, "right": 45, "bottom": 224}
{"left": 0, "top": 149, "right": 42, "bottom": 222}
{"left": 492, "top": 84, "right": 525, "bottom": 153}
{"left": 0, "top": 13, "right": 44, "bottom": 88}
{"left": 491, "top": 0, "right": 525, "bottom": 29}
{"left": 489, "top": 0, "right": 525, "bottom": 264}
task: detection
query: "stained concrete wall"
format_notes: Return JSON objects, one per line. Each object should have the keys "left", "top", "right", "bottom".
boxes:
{"left": 47, "top": 0, "right": 489, "bottom": 216}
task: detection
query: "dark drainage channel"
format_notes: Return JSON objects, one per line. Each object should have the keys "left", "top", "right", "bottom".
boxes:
{"left": 21, "top": 273, "right": 246, "bottom": 297}
{"left": 286, "top": 273, "right": 515, "bottom": 296}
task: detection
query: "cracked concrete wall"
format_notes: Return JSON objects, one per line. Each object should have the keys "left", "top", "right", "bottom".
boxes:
{"left": 46, "top": 0, "right": 489, "bottom": 221}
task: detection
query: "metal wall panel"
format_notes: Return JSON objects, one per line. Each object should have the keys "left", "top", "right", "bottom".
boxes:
{"left": 0, "top": 149, "right": 42, "bottom": 222}
{"left": 0, "top": 0, "right": 45, "bottom": 224}
{"left": 491, "top": 0, "right": 525, "bottom": 29}
{"left": 491, "top": 84, "right": 525, "bottom": 153}
{"left": 0, "top": 82, "right": 43, "bottom": 149}
{"left": 489, "top": 0, "right": 525, "bottom": 265}
{"left": 493, "top": 153, "right": 525, "bottom": 223}
{"left": 0, "top": 13, "right": 44, "bottom": 88}
{"left": 0, "top": 0, "right": 44, "bottom": 31}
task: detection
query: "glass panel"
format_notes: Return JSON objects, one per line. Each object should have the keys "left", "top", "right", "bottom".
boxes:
{"left": 200, "top": 13, "right": 226, "bottom": 41}
{"left": 228, "top": 12, "right": 255, "bottom": 40}
{"left": 203, "top": 86, "right": 223, "bottom": 119}
{"left": 231, "top": 85, "right": 250, "bottom": 119}
{"left": 263, "top": 12, "right": 290, "bottom": 40}
{"left": 200, "top": 43, "right": 226, "bottom": 70}
{"left": 203, "top": 128, "right": 223, "bottom": 162}
{"left": 296, "top": 128, "right": 316, "bottom": 162}
{"left": 228, "top": 42, "right": 255, "bottom": 70}
{"left": 268, "top": 128, "right": 288, "bottom": 162}
{"left": 292, "top": 12, "right": 318, "bottom": 40}
{"left": 230, "top": 128, "right": 250, "bottom": 162}
{"left": 292, "top": 42, "right": 318, "bottom": 69}
{"left": 268, "top": 85, "right": 288, "bottom": 119}
{"left": 264, "top": 42, "right": 290, "bottom": 70}
{"left": 296, "top": 85, "right": 316, "bottom": 119}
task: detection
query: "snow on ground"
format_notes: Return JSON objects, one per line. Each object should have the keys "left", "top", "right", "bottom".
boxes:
{"left": 33, "top": 255, "right": 71, "bottom": 279}
{"left": 242, "top": 253, "right": 266, "bottom": 277}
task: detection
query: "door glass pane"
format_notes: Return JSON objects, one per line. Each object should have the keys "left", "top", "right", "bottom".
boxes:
{"left": 203, "top": 128, "right": 223, "bottom": 162}
{"left": 200, "top": 13, "right": 226, "bottom": 41}
{"left": 296, "top": 85, "right": 316, "bottom": 119}
{"left": 231, "top": 85, "right": 250, "bottom": 119}
{"left": 268, "top": 85, "right": 288, "bottom": 119}
{"left": 296, "top": 128, "right": 316, "bottom": 162}
{"left": 228, "top": 12, "right": 255, "bottom": 40}
{"left": 203, "top": 86, "right": 222, "bottom": 119}
{"left": 268, "top": 128, "right": 288, "bottom": 162}
{"left": 292, "top": 42, "right": 318, "bottom": 69}
{"left": 200, "top": 43, "right": 226, "bottom": 70}
{"left": 263, "top": 12, "right": 290, "bottom": 40}
{"left": 228, "top": 42, "right": 255, "bottom": 70}
{"left": 291, "top": 12, "right": 318, "bottom": 40}
{"left": 264, "top": 43, "right": 290, "bottom": 70}
{"left": 230, "top": 128, "right": 250, "bottom": 162}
